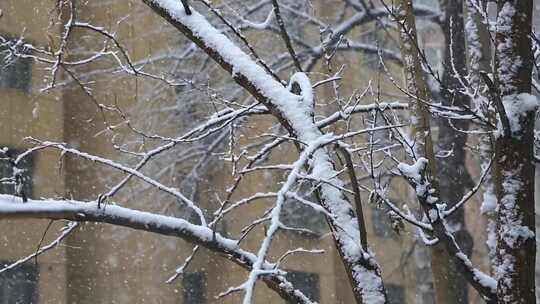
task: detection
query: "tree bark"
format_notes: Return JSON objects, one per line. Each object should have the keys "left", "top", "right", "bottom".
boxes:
{"left": 394, "top": 1, "right": 499, "bottom": 302}
{"left": 494, "top": 1, "right": 536, "bottom": 303}
{"left": 464, "top": 0, "right": 500, "bottom": 279}
{"left": 437, "top": 0, "right": 473, "bottom": 303}
{"left": 393, "top": 1, "right": 453, "bottom": 303}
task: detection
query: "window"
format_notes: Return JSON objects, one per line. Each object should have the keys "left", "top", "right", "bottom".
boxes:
{"left": 182, "top": 272, "right": 206, "bottom": 304}
{"left": 386, "top": 283, "right": 406, "bottom": 304}
{"left": 280, "top": 187, "right": 328, "bottom": 236}
{"left": 423, "top": 47, "right": 443, "bottom": 75}
{"left": 415, "top": 0, "right": 440, "bottom": 11}
{"left": 0, "top": 36, "right": 32, "bottom": 94}
{"left": 418, "top": 282, "right": 435, "bottom": 304}
{"left": 361, "top": 31, "right": 380, "bottom": 70}
{"left": 285, "top": 271, "right": 319, "bottom": 303}
{"left": 416, "top": 23, "right": 443, "bottom": 76}
{"left": 371, "top": 206, "right": 396, "bottom": 239}
{"left": 0, "top": 149, "right": 33, "bottom": 198}
{"left": 0, "top": 262, "right": 38, "bottom": 304}
{"left": 359, "top": 29, "right": 398, "bottom": 71}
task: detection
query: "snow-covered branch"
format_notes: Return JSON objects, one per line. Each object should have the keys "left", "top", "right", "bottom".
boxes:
{"left": 140, "top": 1, "right": 388, "bottom": 302}
{"left": 0, "top": 195, "right": 315, "bottom": 304}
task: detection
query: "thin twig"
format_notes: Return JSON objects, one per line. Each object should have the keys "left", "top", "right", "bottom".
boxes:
{"left": 271, "top": 0, "right": 303, "bottom": 72}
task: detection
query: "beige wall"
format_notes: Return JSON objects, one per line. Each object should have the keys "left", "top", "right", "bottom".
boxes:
{"left": 0, "top": 1, "right": 67, "bottom": 303}
{"left": 0, "top": 1, "right": 494, "bottom": 304}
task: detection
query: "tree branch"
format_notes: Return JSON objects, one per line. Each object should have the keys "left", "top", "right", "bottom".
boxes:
{"left": 139, "top": 2, "right": 388, "bottom": 302}
{"left": 270, "top": 0, "right": 303, "bottom": 72}
{"left": 0, "top": 195, "right": 315, "bottom": 304}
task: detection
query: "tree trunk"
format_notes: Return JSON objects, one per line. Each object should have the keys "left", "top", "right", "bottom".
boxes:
{"left": 437, "top": 0, "right": 473, "bottom": 303}
{"left": 464, "top": 0, "right": 500, "bottom": 279}
{"left": 494, "top": 0, "right": 536, "bottom": 303}
{"left": 393, "top": 1, "right": 453, "bottom": 303}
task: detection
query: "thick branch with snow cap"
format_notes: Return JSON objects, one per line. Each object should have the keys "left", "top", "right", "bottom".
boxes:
{"left": 0, "top": 195, "right": 315, "bottom": 304}
{"left": 141, "top": 1, "right": 388, "bottom": 302}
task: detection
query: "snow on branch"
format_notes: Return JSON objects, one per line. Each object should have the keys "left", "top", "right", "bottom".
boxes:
{"left": 140, "top": 1, "right": 388, "bottom": 302}
{"left": 26, "top": 140, "right": 207, "bottom": 225}
{"left": 397, "top": 158, "right": 497, "bottom": 300}
{"left": 0, "top": 194, "right": 315, "bottom": 304}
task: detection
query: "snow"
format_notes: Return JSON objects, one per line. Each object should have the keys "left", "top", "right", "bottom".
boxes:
{"left": 397, "top": 158, "right": 433, "bottom": 198}
{"left": 316, "top": 102, "right": 407, "bottom": 128}
{"left": 131, "top": 1, "right": 385, "bottom": 301}
{"left": 353, "top": 265, "right": 386, "bottom": 304}
{"left": 472, "top": 265, "right": 498, "bottom": 291}
{"left": 0, "top": 194, "right": 318, "bottom": 303}
{"left": 503, "top": 224, "right": 535, "bottom": 246}
{"left": 499, "top": 168, "right": 535, "bottom": 248}
{"left": 428, "top": 209, "right": 438, "bottom": 222}
{"left": 36, "top": 141, "right": 207, "bottom": 225}
{"left": 243, "top": 136, "right": 332, "bottom": 304}
{"left": 496, "top": 2, "right": 519, "bottom": 93}
{"left": 465, "top": 9, "right": 481, "bottom": 72}
{"left": 480, "top": 182, "right": 497, "bottom": 214}
{"left": 150, "top": 0, "right": 306, "bottom": 132}
{"left": 485, "top": 219, "right": 497, "bottom": 272}
{"left": 0, "top": 194, "right": 233, "bottom": 247}
{"left": 398, "top": 157, "right": 498, "bottom": 294}
{"left": 0, "top": 221, "right": 78, "bottom": 274}
{"left": 495, "top": 253, "right": 515, "bottom": 285}
{"left": 481, "top": 179, "right": 498, "bottom": 272}
{"left": 455, "top": 252, "right": 497, "bottom": 291}
{"left": 501, "top": 93, "right": 539, "bottom": 135}
{"left": 2, "top": 0, "right": 514, "bottom": 301}
{"left": 397, "top": 158, "right": 427, "bottom": 182}
{"left": 288, "top": 72, "right": 314, "bottom": 115}
{"left": 32, "top": 103, "right": 39, "bottom": 119}
{"left": 241, "top": 8, "right": 274, "bottom": 30}
{"left": 398, "top": 157, "right": 428, "bottom": 183}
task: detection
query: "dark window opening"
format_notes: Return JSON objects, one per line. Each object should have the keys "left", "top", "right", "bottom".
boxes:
{"left": 182, "top": 272, "right": 206, "bottom": 304}
{"left": 0, "top": 148, "right": 34, "bottom": 198}
{"left": 280, "top": 198, "right": 328, "bottom": 236}
{"left": 419, "top": 281, "right": 435, "bottom": 304}
{"left": 285, "top": 271, "right": 319, "bottom": 303}
{"left": 371, "top": 206, "right": 396, "bottom": 239}
{"left": 280, "top": 184, "right": 328, "bottom": 236}
{"left": 0, "top": 262, "right": 38, "bottom": 304}
{"left": 386, "top": 283, "right": 406, "bottom": 304}
{"left": 361, "top": 31, "right": 380, "bottom": 69}
{"left": 0, "top": 36, "right": 32, "bottom": 94}
{"left": 360, "top": 29, "right": 396, "bottom": 71}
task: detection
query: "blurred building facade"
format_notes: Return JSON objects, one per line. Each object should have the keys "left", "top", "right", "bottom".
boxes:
{"left": 0, "top": 1, "right": 503, "bottom": 304}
